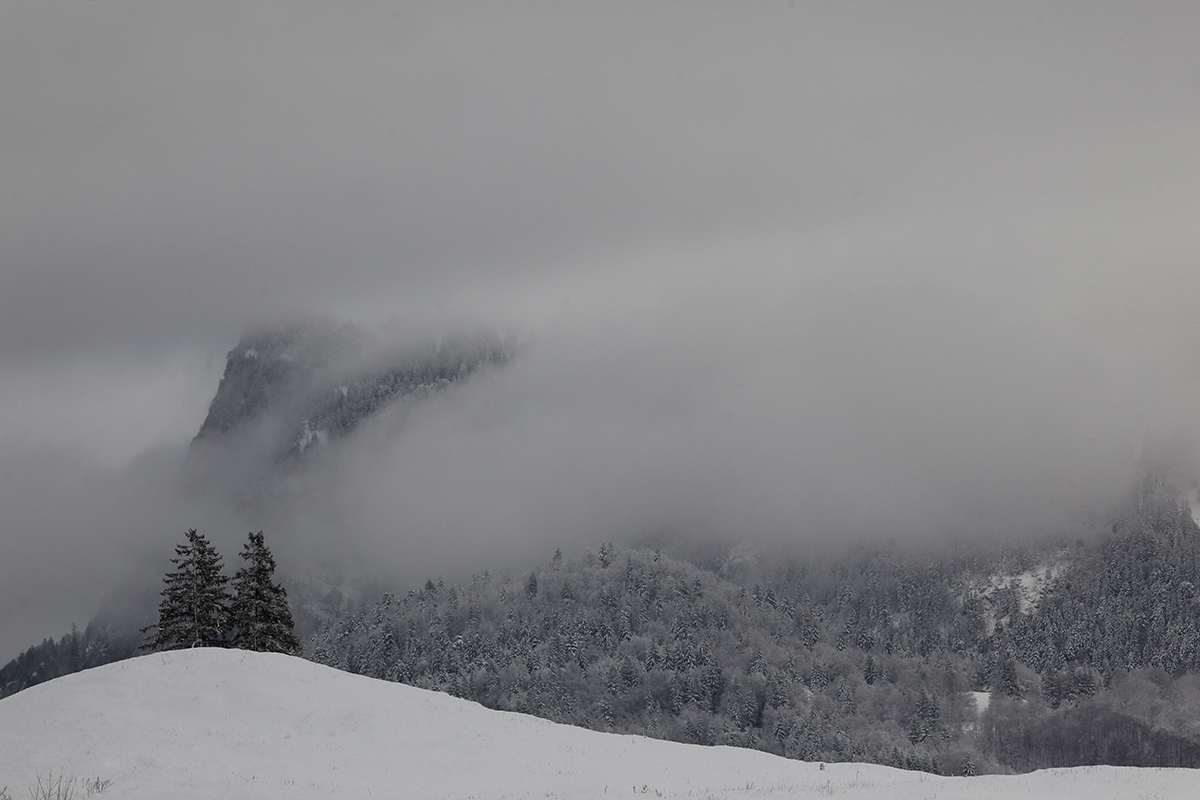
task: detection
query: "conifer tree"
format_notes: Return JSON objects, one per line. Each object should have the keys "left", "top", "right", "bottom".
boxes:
{"left": 142, "top": 529, "right": 230, "bottom": 651}
{"left": 229, "top": 531, "right": 300, "bottom": 654}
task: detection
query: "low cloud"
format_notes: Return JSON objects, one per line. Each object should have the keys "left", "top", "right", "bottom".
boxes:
{"left": 3, "top": 222, "right": 1199, "bottom": 660}
{"left": 3, "top": 3, "right": 1200, "bottom": 660}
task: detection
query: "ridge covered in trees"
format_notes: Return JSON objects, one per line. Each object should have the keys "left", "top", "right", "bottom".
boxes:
{"left": 0, "top": 621, "right": 139, "bottom": 699}
{"left": 308, "top": 476, "right": 1200, "bottom": 774}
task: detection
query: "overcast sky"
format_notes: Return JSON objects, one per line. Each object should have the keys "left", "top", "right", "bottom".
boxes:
{"left": 2, "top": 2, "right": 1199, "bottom": 661}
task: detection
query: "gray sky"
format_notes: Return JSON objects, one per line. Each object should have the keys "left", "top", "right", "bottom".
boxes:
{"left": 2, "top": 2, "right": 1199, "bottom": 661}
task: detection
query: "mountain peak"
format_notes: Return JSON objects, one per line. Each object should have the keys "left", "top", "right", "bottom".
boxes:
{"left": 194, "top": 322, "right": 513, "bottom": 459}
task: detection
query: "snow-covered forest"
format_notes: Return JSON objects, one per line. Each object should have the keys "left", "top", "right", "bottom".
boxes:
{"left": 305, "top": 473, "right": 1200, "bottom": 775}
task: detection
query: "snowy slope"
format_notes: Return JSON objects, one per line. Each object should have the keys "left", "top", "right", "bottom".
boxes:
{"left": 0, "top": 650, "right": 1192, "bottom": 799}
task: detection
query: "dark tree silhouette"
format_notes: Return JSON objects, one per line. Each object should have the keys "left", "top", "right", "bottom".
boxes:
{"left": 142, "top": 530, "right": 230, "bottom": 651}
{"left": 229, "top": 531, "right": 299, "bottom": 654}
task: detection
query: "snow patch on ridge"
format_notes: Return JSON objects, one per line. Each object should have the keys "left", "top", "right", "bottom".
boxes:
{"left": 971, "top": 559, "right": 1066, "bottom": 635}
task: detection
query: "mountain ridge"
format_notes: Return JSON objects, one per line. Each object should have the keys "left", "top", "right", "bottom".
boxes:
{"left": 194, "top": 322, "right": 514, "bottom": 460}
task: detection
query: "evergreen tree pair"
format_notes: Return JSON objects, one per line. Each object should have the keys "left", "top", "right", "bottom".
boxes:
{"left": 142, "top": 530, "right": 299, "bottom": 654}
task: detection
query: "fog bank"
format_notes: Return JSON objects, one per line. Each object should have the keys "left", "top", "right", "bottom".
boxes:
{"left": 2, "top": 2, "right": 1199, "bottom": 660}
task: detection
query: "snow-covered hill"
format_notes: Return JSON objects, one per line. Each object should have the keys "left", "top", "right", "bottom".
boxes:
{"left": 0, "top": 650, "right": 1190, "bottom": 799}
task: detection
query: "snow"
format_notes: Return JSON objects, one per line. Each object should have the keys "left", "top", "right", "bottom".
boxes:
{"left": 975, "top": 561, "right": 1065, "bottom": 635}
{"left": 970, "top": 690, "right": 991, "bottom": 716}
{"left": 0, "top": 650, "right": 1193, "bottom": 799}
{"left": 1016, "top": 565, "right": 1061, "bottom": 610}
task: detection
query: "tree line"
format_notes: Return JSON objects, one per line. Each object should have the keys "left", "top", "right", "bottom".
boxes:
{"left": 307, "top": 474, "right": 1200, "bottom": 774}
{"left": 0, "top": 622, "right": 139, "bottom": 699}
{"left": 308, "top": 545, "right": 982, "bottom": 774}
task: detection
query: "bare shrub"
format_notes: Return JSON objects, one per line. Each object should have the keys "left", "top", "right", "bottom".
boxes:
{"left": 81, "top": 778, "right": 111, "bottom": 797}
{"left": 29, "top": 770, "right": 75, "bottom": 800}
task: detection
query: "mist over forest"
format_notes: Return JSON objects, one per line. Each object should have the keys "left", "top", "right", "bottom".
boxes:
{"left": 2, "top": 8, "right": 1200, "bottom": 772}
{"left": 6, "top": 250, "right": 1200, "bottom": 660}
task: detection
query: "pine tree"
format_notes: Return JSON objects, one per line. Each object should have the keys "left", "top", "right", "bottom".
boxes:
{"left": 142, "top": 529, "right": 230, "bottom": 651}
{"left": 229, "top": 531, "right": 300, "bottom": 654}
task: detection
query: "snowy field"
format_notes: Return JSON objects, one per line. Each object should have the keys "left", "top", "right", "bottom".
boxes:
{"left": 0, "top": 650, "right": 1192, "bottom": 799}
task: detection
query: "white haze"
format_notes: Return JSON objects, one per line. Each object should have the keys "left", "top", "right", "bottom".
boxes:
{"left": 2, "top": 3, "right": 1200, "bottom": 660}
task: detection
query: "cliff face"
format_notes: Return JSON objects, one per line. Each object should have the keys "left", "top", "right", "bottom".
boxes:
{"left": 194, "top": 322, "right": 513, "bottom": 460}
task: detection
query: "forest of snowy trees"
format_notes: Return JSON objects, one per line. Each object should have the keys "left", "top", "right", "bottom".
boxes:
{"left": 306, "top": 473, "right": 1200, "bottom": 775}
